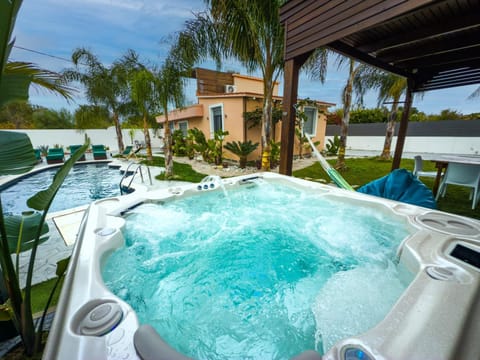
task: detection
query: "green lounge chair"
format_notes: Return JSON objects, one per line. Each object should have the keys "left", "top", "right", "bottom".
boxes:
{"left": 92, "top": 144, "right": 107, "bottom": 160}
{"left": 34, "top": 149, "right": 42, "bottom": 163}
{"left": 69, "top": 145, "right": 86, "bottom": 161}
{"left": 46, "top": 148, "right": 65, "bottom": 164}
{"left": 122, "top": 145, "right": 133, "bottom": 157}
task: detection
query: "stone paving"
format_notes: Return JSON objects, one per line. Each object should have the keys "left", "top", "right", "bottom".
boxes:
{"left": 15, "top": 219, "right": 73, "bottom": 288}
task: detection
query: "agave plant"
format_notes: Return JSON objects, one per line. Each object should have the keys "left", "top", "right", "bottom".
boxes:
{"left": 224, "top": 140, "right": 259, "bottom": 168}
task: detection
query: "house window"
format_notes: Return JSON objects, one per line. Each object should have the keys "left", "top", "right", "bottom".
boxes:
{"left": 303, "top": 106, "right": 317, "bottom": 136}
{"left": 169, "top": 122, "right": 175, "bottom": 132}
{"left": 178, "top": 121, "right": 188, "bottom": 137}
{"left": 209, "top": 104, "right": 224, "bottom": 137}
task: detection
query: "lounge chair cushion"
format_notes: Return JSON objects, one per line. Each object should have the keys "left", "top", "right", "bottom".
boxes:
{"left": 69, "top": 145, "right": 86, "bottom": 160}
{"left": 46, "top": 148, "right": 65, "bottom": 163}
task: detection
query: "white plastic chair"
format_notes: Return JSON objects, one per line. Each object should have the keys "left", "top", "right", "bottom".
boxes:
{"left": 435, "top": 163, "right": 480, "bottom": 209}
{"left": 413, "top": 155, "right": 436, "bottom": 179}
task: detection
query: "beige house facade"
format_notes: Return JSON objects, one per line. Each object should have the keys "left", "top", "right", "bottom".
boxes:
{"left": 156, "top": 68, "right": 334, "bottom": 162}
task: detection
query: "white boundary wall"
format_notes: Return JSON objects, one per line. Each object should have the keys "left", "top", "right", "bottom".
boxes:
{"left": 325, "top": 136, "right": 480, "bottom": 156}
{"left": 3, "top": 128, "right": 478, "bottom": 156}
{"left": 2, "top": 127, "right": 164, "bottom": 153}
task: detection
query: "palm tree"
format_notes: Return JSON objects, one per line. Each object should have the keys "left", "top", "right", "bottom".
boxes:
{"left": 156, "top": 59, "right": 186, "bottom": 178}
{"left": 335, "top": 58, "right": 358, "bottom": 170}
{"left": 63, "top": 48, "right": 128, "bottom": 153}
{"left": 172, "top": 0, "right": 284, "bottom": 170}
{"left": 468, "top": 86, "right": 480, "bottom": 100}
{"left": 224, "top": 140, "right": 259, "bottom": 168}
{"left": 357, "top": 69, "right": 407, "bottom": 160}
{"left": 118, "top": 51, "right": 158, "bottom": 161}
{"left": 4, "top": 62, "right": 74, "bottom": 104}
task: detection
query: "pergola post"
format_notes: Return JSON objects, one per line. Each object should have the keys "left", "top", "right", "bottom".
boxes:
{"left": 279, "top": 58, "right": 302, "bottom": 175}
{"left": 392, "top": 79, "right": 414, "bottom": 170}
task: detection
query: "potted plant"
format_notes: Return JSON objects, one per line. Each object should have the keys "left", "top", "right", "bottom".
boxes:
{"left": 224, "top": 140, "right": 259, "bottom": 169}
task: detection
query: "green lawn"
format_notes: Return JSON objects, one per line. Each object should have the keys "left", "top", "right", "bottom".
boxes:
{"left": 143, "top": 156, "right": 207, "bottom": 183}
{"left": 30, "top": 277, "right": 63, "bottom": 315}
{"left": 293, "top": 157, "right": 479, "bottom": 220}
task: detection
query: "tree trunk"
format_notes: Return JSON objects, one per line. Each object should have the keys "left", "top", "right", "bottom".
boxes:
{"left": 113, "top": 112, "right": 124, "bottom": 153}
{"left": 143, "top": 113, "right": 153, "bottom": 161}
{"left": 261, "top": 81, "right": 273, "bottom": 171}
{"left": 379, "top": 102, "right": 399, "bottom": 160}
{"left": 164, "top": 117, "right": 173, "bottom": 179}
{"left": 239, "top": 156, "right": 247, "bottom": 169}
{"left": 336, "top": 60, "right": 355, "bottom": 170}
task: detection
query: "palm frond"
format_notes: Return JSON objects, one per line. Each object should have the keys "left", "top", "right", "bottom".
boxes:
{"left": 6, "top": 61, "right": 76, "bottom": 101}
{"left": 467, "top": 86, "right": 480, "bottom": 100}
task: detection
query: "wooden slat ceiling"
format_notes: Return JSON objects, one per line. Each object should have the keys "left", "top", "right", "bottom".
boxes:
{"left": 280, "top": 0, "right": 480, "bottom": 92}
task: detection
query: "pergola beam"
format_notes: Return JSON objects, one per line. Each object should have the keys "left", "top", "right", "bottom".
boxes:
{"left": 279, "top": 53, "right": 311, "bottom": 175}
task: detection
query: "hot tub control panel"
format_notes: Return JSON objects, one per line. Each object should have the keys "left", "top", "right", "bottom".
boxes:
{"left": 450, "top": 243, "right": 480, "bottom": 270}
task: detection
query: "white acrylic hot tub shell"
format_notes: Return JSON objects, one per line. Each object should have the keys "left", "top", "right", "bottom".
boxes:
{"left": 43, "top": 173, "right": 480, "bottom": 360}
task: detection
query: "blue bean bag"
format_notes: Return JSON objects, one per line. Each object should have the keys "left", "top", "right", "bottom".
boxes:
{"left": 357, "top": 168, "right": 437, "bottom": 209}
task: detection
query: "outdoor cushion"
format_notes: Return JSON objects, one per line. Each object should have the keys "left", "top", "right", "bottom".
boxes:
{"left": 69, "top": 145, "right": 85, "bottom": 161}
{"left": 46, "top": 148, "right": 65, "bottom": 163}
{"left": 357, "top": 168, "right": 437, "bottom": 209}
{"left": 92, "top": 145, "right": 107, "bottom": 159}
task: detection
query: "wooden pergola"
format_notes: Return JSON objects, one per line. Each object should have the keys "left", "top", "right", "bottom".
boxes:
{"left": 279, "top": 0, "right": 480, "bottom": 175}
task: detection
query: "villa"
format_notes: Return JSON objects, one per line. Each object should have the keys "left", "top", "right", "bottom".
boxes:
{"left": 156, "top": 68, "right": 334, "bottom": 162}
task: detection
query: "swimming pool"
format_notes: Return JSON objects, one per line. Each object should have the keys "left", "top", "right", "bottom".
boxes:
{"left": 44, "top": 173, "right": 480, "bottom": 360}
{"left": 1, "top": 163, "right": 123, "bottom": 215}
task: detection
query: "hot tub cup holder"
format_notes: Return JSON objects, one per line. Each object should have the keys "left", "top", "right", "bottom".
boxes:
{"left": 425, "top": 265, "right": 473, "bottom": 283}
{"left": 94, "top": 227, "right": 117, "bottom": 237}
{"left": 416, "top": 213, "right": 480, "bottom": 237}
{"left": 72, "top": 300, "right": 123, "bottom": 337}
{"left": 426, "top": 266, "right": 457, "bottom": 281}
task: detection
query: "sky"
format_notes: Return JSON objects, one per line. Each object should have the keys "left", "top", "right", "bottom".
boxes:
{"left": 10, "top": 0, "right": 480, "bottom": 115}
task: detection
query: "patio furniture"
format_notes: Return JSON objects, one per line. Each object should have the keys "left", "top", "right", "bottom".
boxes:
{"left": 46, "top": 148, "right": 65, "bottom": 164}
{"left": 92, "top": 145, "right": 107, "bottom": 160}
{"left": 430, "top": 155, "right": 480, "bottom": 196}
{"left": 121, "top": 145, "right": 133, "bottom": 157}
{"left": 69, "top": 144, "right": 86, "bottom": 161}
{"left": 34, "top": 149, "right": 42, "bottom": 163}
{"left": 435, "top": 162, "right": 480, "bottom": 209}
{"left": 413, "top": 155, "right": 436, "bottom": 179}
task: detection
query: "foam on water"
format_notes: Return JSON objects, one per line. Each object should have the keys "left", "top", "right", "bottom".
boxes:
{"left": 312, "top": 262, "right": 406, "bottom": 352}
{"left": 102, "top": 182, "right": 412, "bottom": 359}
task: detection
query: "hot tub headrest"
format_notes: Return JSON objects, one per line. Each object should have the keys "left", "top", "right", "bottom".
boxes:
{"left": 134, "top": 324, "right": 323, "bottom": 360}
{"left": 134, "top": 324, "right": 193, "bottom": 360}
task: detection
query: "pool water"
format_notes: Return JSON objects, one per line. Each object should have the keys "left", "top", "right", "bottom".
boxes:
{"left": 102, "top": 181, "right": 412, "bottom": 359}
{"left": 1, "top": 164, "right": 123, "bottom": 215}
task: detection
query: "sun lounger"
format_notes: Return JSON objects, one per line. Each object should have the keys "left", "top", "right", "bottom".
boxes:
{"left": 69, "top": 145, "right": 86, "bottom": 161}
{"left": 34, "top": 149, "right": 42, "bottom": 163}
{"left": 122, "top": 145, "right": 133, "bottom": 157}
{"left": 92, "top": 145, "right": 107, "bottom": 160}
{"left": 46, "top": 148, "right": 65, "bottom": 164}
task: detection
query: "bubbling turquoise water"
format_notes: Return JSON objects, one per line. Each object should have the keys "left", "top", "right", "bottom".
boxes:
{"left": 102, "top": 181, "right": 412, "bottom": 359}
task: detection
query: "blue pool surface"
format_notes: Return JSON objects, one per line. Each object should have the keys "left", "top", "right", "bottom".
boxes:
{"left": 102, "top": 182, "right": 413, "bottom": 360}
{"left": 1, "top": 163, "right": 123, "bottom": 215}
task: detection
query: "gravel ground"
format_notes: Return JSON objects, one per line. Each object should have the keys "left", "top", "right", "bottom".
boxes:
{"left": 172, "top": 156, "right": 318, "bottom": 177}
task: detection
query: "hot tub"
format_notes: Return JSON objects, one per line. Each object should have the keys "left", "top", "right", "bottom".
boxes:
{"left": 43, "top": 173, "right": 480, "bottom": 360}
